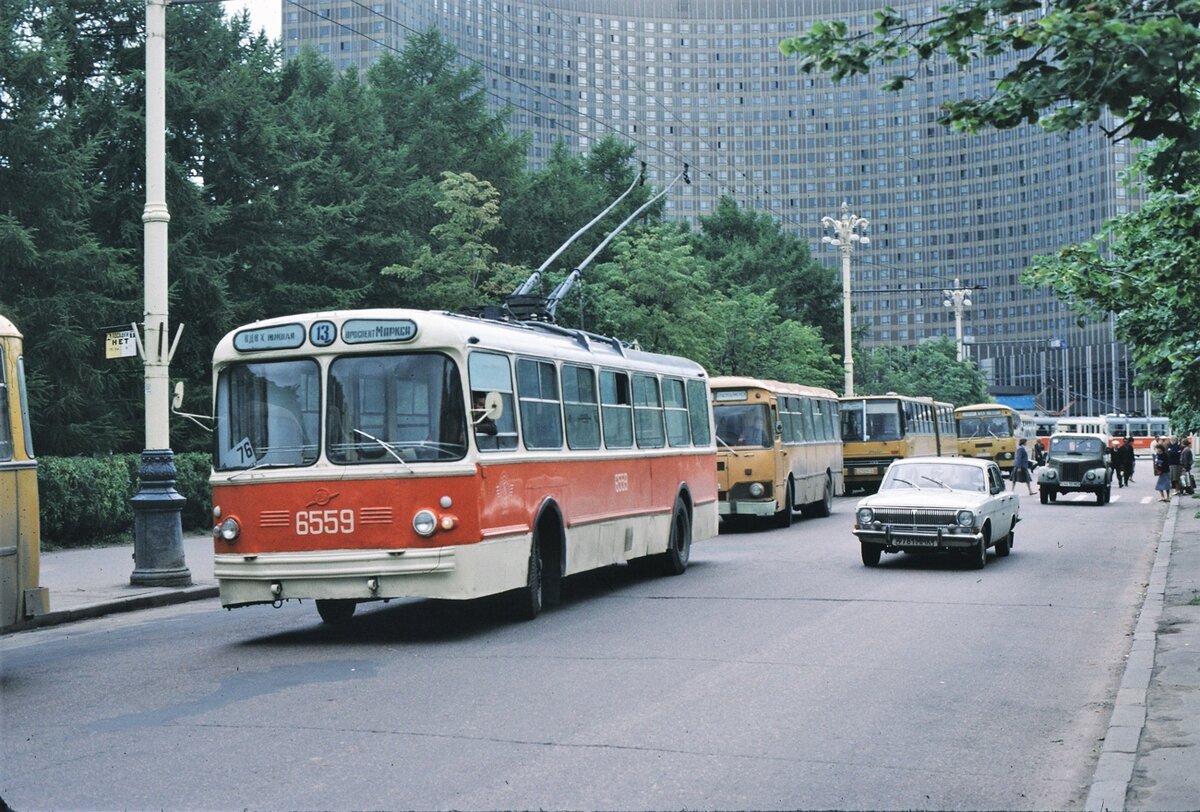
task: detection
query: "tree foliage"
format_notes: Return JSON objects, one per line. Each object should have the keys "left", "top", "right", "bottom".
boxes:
{"left": 1024, "top": 152, "right": 1200, "bottom": 432}
{"left": 856, "top": 339, "right": 990, "bottom": 406}
{"left": 779, "top": 0, "right": 1200, "bottom": 183}
{"left": 781, "top": 0, "right": 1200, "bottom": 423}
{"left": 1, "top": 1, "right": 849, "bottom": 458}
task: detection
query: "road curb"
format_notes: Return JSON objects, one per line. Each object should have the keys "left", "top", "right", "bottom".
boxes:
{"left": 3, "top": 585, "right": 219, "bottom": 634}
{"left": 1084, "top": 497, "right": 1176, "bottom": 812}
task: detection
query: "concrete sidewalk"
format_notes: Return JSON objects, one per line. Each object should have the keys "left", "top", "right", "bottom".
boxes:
{"left": 4, "top": 497, "right": 1199, "bottom": 810}
{"left": 12, "top": 532, "right": 218, "bottom": 631}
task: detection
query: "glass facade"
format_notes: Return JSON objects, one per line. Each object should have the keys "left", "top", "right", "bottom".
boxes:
{"left": 283, "top": 0, "right": 1147, "bottom": 416}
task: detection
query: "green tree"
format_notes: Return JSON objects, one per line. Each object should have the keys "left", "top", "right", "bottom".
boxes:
{"left": 1024, "top": 155, "right": 1200, "bottom": 427}
{"left": 708, "top": 290, "right": 842, "bottom": 389}
{"left": 779, "top": 0, "right": 1200, "bottom": 183}
{"left": 856, "top": 339, "right": 989, "bottom": 406}
{"left": 780, "top": 0, "right": 1200, "bottom": 423}
{"left": 585, "top": 224, "right": 718, "bottom": 361}
{"left": 498, "top": 137, "right": 652, "bottom": 276}
{"left": 695, "top": 196, "right": 842, "bottom": 348}
{"left": 381, "top": 171, "right": 527, "bottom": 312}
{"left": 0, "top": 0, "right": 140, "bottom": 454}
{"left": 368, "top": 30, "right": 528, "bottom": 240}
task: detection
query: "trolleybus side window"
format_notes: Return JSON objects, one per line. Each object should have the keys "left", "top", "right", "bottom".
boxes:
{"left": 517, "top": 358, "right": 564, "bottom": 450}
{"left": 633, "top": 373, "right": 666, "bottom": 449}
{"left": 326, "top": 353, "right": 466, "bottom": 464}
{"left": 561, "top": 363, "right": 601, "bottom": 450}
{"left": 468, "top": 352, "right": 518, "bottom": 451}
{"left": 686, "top": 379, "right": 712, "bottom": 446}
{"left": 663, "top": 377, "right": 691, "bottom": 447}
{"left": 600, "top": 370, "right": 634, "bottom": 449}
{"left": 0, "top": 346, "right": 10, "bottom": 461}
{"left": 215, "top": 359, "right": 320, "bottom": 470}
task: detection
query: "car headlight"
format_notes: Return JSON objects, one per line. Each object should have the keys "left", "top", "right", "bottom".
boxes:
{"left": 1085, "top": 470, "right": 1096, "bottom": 481}
{"left": 748, "top": 482, "right": 765, "bottom": 497}
{"left": 412, "top": 509, "right": 437, "bottom": 537}
{"left": 856, "top": 507, "right": 874, "bottom": 524}
{"left": 1043, "top": 468, "right": 1057, "bottom": 479}
{"left": 956, "top": 509, "right": 975, "bottom": 527}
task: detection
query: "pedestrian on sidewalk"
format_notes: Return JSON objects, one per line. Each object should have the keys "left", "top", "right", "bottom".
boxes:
{"left": 1010, "top": 437, "right": 1035, "bottom": 495}
{"left": 1153, "top": 442, "right": 1172, "bottom": 502}
{"left": 1167, "top": 436, "right": 1184, "bottom": 494}
{"left": 1182, "top": 437, "right": 1195, "bottom": 495}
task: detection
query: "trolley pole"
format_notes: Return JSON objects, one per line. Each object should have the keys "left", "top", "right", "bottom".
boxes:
{"left": 821, "top": 202, "right": 870, "bottom": 397}
{"left": 131, "top": 0, "right": 191, "bottom": 587}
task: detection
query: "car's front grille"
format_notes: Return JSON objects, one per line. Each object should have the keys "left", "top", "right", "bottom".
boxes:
{"left": 872, "top": 508, "right": 957, "bottom": 527}
{"left": 1059, "top": 461, "right": 1091, "bottom": 481}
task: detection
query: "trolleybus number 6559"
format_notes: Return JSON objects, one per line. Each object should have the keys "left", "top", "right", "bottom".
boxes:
{"left": 296, "top": 509, "right": 355, "bottom": 535}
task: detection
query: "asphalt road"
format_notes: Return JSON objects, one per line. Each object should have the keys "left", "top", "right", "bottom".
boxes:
{"left": 0, "top": 485, "right": 1165, "bottom": 811}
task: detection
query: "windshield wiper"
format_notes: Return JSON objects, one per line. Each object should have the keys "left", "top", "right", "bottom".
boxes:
{"left": 716, "top": 436, "right": 741, "bottom": 457}
{"left": 920, "top": 475, "right": 951, "bottom": 490}
{"left": 353, "top": 429, "right": 413, "bottom": 472}
{"left": 227, "top": 460, "right": 294, "bottom": 480}
{"left": 892, "top": 477, "right": 920, "bottom": 489}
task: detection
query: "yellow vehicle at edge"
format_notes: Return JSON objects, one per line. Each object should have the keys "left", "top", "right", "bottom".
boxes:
{"left": 1, "top": 314, "right": 48, "bottom": 629}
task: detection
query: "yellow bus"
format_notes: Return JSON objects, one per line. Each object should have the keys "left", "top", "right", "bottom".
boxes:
{"left": 711, "top": 377, "right": 843, "bottom": 528}
{"left": 839, "top": 394, "right": 957, "bottom": 493}
{"left": 955, "top": 403, "right": 1029, "bottom": 471}
{"left": 1, "top": 315, "right": 48, "bottom": 630}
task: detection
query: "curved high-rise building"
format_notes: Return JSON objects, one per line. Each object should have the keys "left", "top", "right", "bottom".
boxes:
{"left": 283, "top": 0, "right": 1149, "bottom": 416}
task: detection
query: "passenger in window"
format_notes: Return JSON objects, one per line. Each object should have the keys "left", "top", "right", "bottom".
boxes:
{"left": 472, "top": 393, "right": 497, "bottom": 436}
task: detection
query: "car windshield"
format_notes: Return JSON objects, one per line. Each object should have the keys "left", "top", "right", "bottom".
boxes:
{"left": 881, "top": 462, "right": 986, "bottom": 493}
{"left": 1050, "top": 436, "right": 1102, "bottom": 454}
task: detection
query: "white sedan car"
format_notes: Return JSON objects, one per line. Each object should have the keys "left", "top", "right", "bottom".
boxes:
{"left": 852, "top": 457, "right": 1020, "bottom": 569}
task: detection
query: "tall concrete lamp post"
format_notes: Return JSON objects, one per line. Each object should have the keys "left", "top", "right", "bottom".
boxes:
{"left": 942, "top": 278, "right": 973, "bottom": 362}
{"left": 821, "top": 202, "right": 870, "bottom": 397}
{"left": 131, "top": 0, "right": 191, "bottom": 587}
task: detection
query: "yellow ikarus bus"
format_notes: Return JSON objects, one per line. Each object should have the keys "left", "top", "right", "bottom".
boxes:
{"left": 955, "top": 403, "right": 1028, "bottom": 471}
{"left": 839, "top": 394, "right": 957, "bottom": 493}
{"left": 711, "top": 377, "right": 843, "bottom": 528}
{"left": 1, "top": 315, "right": 48, "bottom": 630}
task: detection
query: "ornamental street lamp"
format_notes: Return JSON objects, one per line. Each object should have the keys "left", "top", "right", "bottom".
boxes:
{"left": 821, "top": 202, "right": 870, "bottom": 397}
{"left": 131, "top": 0, "right": 191, "bottom": 587}
{"left": 942, "top": 278, "right": 973, "bottom": 362}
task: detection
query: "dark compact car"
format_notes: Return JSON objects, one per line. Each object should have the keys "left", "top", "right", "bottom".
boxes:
{"left": 1037, "top": 433, "right": 1113, "bottom": 505}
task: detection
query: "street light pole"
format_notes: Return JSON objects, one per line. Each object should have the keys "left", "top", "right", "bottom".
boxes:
{"left": 130, "top": 0, "right": 191, "bottom": 587}
{"left": 942, "top": 278, "right": 973, "bottom": 362}
{"left": 821, "top": 202, "right": 870, "bottom": 397}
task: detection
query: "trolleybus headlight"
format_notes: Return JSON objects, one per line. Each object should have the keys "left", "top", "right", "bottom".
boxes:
{"left": 749, "top": 482, "right": 765, "bottom": 498}
{"left": 955, "top": 510, "right": 975, "bottom": 528}
{"left": 413, "top": 509, "right": 437, "bottom": 537}
{"left": 856, "top": 507, "right": 874, "bottom": 524}
{"left": 215, "top": 517, "right": 241, "bottom": 542}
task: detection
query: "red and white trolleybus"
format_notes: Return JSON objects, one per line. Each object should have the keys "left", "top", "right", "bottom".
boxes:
{"left": 209, "top": 309, "right": 718, "bottom": 624}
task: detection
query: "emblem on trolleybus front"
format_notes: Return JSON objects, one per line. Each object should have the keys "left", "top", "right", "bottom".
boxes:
{"left": 306, "top": 488, "right": 341, "bottom": 508}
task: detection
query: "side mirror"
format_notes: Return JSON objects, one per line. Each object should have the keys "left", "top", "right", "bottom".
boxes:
{"left": 475, "top": 391, "right": 503, "bottom": 424}
{"left": 172, "top": 381, "right": 185, "bottom": 411}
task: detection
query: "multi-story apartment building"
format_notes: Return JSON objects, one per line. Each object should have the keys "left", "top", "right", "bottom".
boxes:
{"left": 282, "top": 0, "right": 1150, "bottom": 416}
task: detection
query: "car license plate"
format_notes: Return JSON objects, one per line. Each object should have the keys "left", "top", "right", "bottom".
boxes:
{"left": 854, "top": 466, "right": 878, "bottom": 476}
{"left": 894, "top": 537, "right": 937, "bottom": 547}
